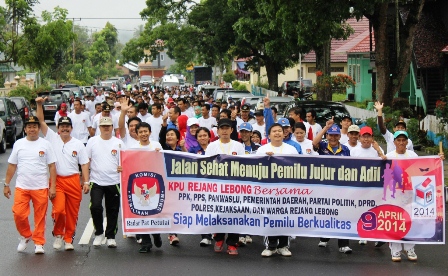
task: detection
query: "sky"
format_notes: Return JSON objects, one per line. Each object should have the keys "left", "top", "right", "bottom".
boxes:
{"left": 1, "top": 0, "right": 148, "bottom": 43}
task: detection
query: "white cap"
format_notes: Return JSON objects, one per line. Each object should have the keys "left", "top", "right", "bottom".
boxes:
{"left": 187, "top": 117, "right": 200, "bottom": 127}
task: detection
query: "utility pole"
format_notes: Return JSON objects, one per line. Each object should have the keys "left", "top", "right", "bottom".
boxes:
{"left": 71, "top": 18, "right": 82, "bottom": 64}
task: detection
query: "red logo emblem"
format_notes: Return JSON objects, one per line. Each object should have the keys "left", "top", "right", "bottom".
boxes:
{"left": 232, "top": 152, "right": 237, "bottom": 155}
{"left": 39, "top": 151, "right": 45, "bottom": 157}
{"left": 111, "top": 149, "right": 117, "bottom": 156}
{"left": 72, "top": 151, "right": 77, "bottom": 157}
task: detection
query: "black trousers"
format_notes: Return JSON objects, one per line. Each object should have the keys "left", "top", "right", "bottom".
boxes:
{"left": 90, "top": 183, "right": 120, "bottom": 239}
{"left": 214, "top": 233, "right": 238, "bottom": 246}
{"left": 141, "top": 234, "right": 161, "bottom": 247}
{"left": 320, "top": 238, "right": 349, "bottom": 247}
{"left": 266, "top": 236, "right": 289, "bottom": 249}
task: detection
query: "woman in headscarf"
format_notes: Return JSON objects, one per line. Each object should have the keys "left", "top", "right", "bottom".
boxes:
{"left": 185, "top": 118, "right": 200, "bottom": 151}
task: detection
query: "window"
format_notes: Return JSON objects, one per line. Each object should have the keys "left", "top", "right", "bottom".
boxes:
{"left": 160, "top": 54, "right": 164, "bottom": 61}
{"left": 331, "top": 67, "right": 344, "bottom": 73}
{"left": 308, "top": 67, "right": 317, "bottom": 73}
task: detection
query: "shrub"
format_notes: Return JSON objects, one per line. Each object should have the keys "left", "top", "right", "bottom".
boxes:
{"left": 9, "top": 85, "right": 36, "bottom": 101}
{"left": 222, "top": 71, "right": 236, "bottom": 83}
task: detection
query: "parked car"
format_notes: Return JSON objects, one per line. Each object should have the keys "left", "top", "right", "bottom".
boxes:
{"left": 283, "top": 100, "right": 353, "bottom": 127}
{"left": 280, "top": 79, "right": 313, "bottom": 96}
{"left": 0, "top": 97, "right": 24, "bottom": 146}
{"left": 0, "top": 117, "right": 7, "bottom": 153}
{"left": 36, "top": 90, "right": 69, "bottom": 121}
{"left": 139, "top": 75, "right": 154, "bottom": 87}
{"left": 211, "top": 87, "right": 234, "bottom": 100}
{"left": 255, "top": 96, "right": 294, "bottom": 120}
{"left": 107, "top": 77, "right": 124, "bottom": 90}
{"left": 222, "top": 90, "right": 254, "bottom": 103}
{"left": 9, "top": 97, "right": 32, "bottom": 125}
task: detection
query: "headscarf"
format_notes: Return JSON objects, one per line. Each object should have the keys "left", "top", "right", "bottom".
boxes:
{"left": 177, "top": 115, "right": 188, "bottom": 141}
{"left": 58, "top": 103, "right": 68, "bottom": 117}
{"left": 185, "top": 125, "right": 199, "bottom": 150}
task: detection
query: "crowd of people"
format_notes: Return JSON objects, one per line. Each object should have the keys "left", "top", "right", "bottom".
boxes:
{"left": 2, "top": 85, "right": 444, "bottom": 262}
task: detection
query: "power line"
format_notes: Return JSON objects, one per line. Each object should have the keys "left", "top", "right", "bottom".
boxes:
{"left": 69, "top": 17, "right": 144, "bottom": 20}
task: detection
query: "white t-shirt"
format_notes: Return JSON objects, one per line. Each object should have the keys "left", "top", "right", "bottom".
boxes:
{"left": 181, "top": 109, "right": 194, "bottom": 118}
{"left": 85, "top": 100, "right": 95, "bottom": 113}
{"left": 91, "top": 113, "right": 119, "bottom": 136}
{"left": 146, "top": 115, "right": 163, "bottom": 142}
{"left": 44, "top": 128, "right": 89, "bottom": 176}
{"left": 86, "top": 136, "right": 125, "bottom": 186}
{"left": 340, "top": 133, "right": 348, "bottom": 144}
{"left": 8, "top": 137, "right": 57, "bottom": 190}
{"left": 297, "top": 139, "right": 318, "bottom": 155}
{"left": 205, "top": 140, "right": 245, "bottom": 156}
{"left": 256, "top": 142, "right": 299, "bottom": 155}
{"left": 383, "top": 129, "right": 414, "bottom": 154}
{"left": 128, "top": 140, "right": 162, "bottom": 151}
{"left": 350, "top": 146, "right": 384, "bottom": 158}
{"left": 68, "top": 111, "right": 92, "bottom": 143}
{"left": 198, "top": 116, "right": 217, "bottom": 130}
{"left": 310, "top": 123, "right": 322, "bottom": 138}
{"left": 138, "top": 113, "right": 152, "bottom": 122}
{"left": 122, "top": 132, "right": 139, "bottom": 148}
{"left": 343, "top": 141, "right": 361, "bottom": 151}
{"left": 385, "top": 150, "right": 418, "bottom": 159}
{"left": 252, "top": 123, "right": 266, "bottom": 139}
{"left": 95, "top": 95, "right": 105, "bottom": 104}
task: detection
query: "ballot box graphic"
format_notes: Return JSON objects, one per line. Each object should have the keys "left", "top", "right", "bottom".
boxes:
{"left": 414, "top": 177, "right": 434, "bottom": 207}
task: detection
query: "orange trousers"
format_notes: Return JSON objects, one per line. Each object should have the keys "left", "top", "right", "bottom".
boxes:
{"left": 51, "top": 174, "right": 82, "bottom": 243}
{"left": 12, "top": 188, "right": 48, "bottom": 245}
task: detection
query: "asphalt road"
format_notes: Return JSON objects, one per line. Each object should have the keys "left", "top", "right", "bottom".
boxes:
{"left": 0, "top": 124, "right": 447, "bottom": 276}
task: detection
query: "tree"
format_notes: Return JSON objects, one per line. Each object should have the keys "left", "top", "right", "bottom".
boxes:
{"left": 93, "top": 22, "right": 118, "bottom": 59}
{"left": 88, "top": 35, "right": 111, "bottom": 65}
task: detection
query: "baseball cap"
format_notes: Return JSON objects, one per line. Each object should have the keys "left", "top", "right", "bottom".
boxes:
{"left": 99, "top": 117, "right": 113, "bottom": 126}
{"left": 254, "top": 110, "right": 263, "bottom": 116}
{"left": 277, "top": 118, "right": 290, "bottom": 127}
{"left": 167, "top": 98, "right": 175, "bottom": 103}
{"left": 327, "top": 124, "right": 341, "bottom": 134}
{"left": 229, "top": 103, "right": 236, "bottom": 109}
{"left": 228, "top": 96, "right": 233, "bottom": 100}
{"left": 393, "top": 130, "right": 408, "bottom": 139}
{"left": 218, "top": 118, "right": 232, "bottom": 128}
{"left": 24, "top": 116, "right": 39, "bottom": 125}
{"left": 187, "top": 117, "right": 200, "bottom": 127}
{"left": 347, "top": 125, "right": 360, "bottom": 133}
{"left": 341, "top": 114, "right": 351, "bottom": 121}
{"left": 239, "top": 122, "right": 253, "bottom": 132}
{"left": 102, "top": 103, "right": 111, "bottom": 111}
{"left": 60, "top": 103, "right": 67, "bottom": 108}
{"left": 58, "top": 116, "right": 72, "bottom": 126}
{"left": 395, "top": 121, "right": 407, "bottom": 128}
{"left": 359, "top": 126, "right": 373, "bottom": 136}
{"left": 241, "top": 104, "right": 250, "bottom": 112}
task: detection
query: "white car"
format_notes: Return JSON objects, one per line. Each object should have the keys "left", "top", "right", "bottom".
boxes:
{"left": 0, "top": 117, "right": 7, "bottom": 153}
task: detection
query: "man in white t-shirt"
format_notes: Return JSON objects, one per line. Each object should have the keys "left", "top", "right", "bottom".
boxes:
{"left": 118, "top": 98, "right": 141, "bottom": 147}
{"left": 68, "top": 99, "right": 92, "bottom": 144}
{"left": 306, "top": 110, "right": 322, "bottom": 138}
{"left": 198, "top": 104, "right": 217, "bottom": 130}
{"left": 137, "top": 102, "right": 152, "bottom": 122}
{"left": 374, "top": 102, "right": 414, "bottom": 153}
{"left": 257, "top": 123, "right": 298, "bottom": 258}
{"left": 95, "top": 90, "right": 105, "bottom": 104}
{"left": 36, "top": 97, "right": 90, "bottom": 251}
{"left": 343, "top": 125, "right": 361, "bottom": 151}
{"left": 146, "top": 103, "right": 163, "bottom": 141}
{"left": 252, "top": 110, "right": 266, "bottom": 139}
{"left": 86, "top": 116, "right": 125, "bottom": 249}
{"left": 205, "top": 119, "right": 244, "bottom": 256}
{"left": 90, "top": 103, "right": 119, "bottom": 137}
{"left": 3, "top": 116, "right": 57, "bottom": 254}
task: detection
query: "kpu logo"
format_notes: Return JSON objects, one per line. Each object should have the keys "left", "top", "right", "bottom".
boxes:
{"left": 127, "top": 171, "right": 165, "bottom": 216}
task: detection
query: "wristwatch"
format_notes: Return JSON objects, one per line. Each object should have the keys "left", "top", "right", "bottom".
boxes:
{"left": 84, "top": 182, "right": 90, "bottom": 185}
{"left": 4, "top": 182, "right": 9, "bottom": 187}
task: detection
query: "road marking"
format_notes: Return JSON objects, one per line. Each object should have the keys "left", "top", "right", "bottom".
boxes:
{"left": 78, "top": 218, "right": 107, "bottom": 245}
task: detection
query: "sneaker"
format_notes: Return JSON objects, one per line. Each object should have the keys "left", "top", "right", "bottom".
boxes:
{"left": 227, "top": 245, "right": 238, "bottom": 255}
{"left": 136, "top": 238, "right": 142, "bottom": 244}
{"left": 406, "top": 248, "right": 417, "bottom": 261}
{"left": 261, "top": 248, "right": 276, "bottom": 257}
{"left": 169, "top": 235, "right": 179, "bottom": 245}
{"left": 106, "top": 239, "right": 117, "bottom": 248}
{"left": 245, "top": 235, "right": 252, "bottom": 244}
{"left": 200, "top": 238, "right": 211, "bottom": 247}
{"left": 339, "top": 246, "right": 352, "bottom": 254}
{"left": 277, "top": 247, "right": 292, "bottom": 256}
{"left": 375, "top": 241, "right": 386, "bottom": 248}
{"left": 17, "top": 236, "right": 31, "bottom": 252}
{"left": 35, "top": 245, "right": 45, "bottom": 254}
{"left": 358, "top": 240, "right": 367, "bottom": 245}
{"left": 214, "top": 240, "right": 224, "bottom": 252}
{"left": 392, "top": 251, "right": 402, "bottom": 262}
{"left": 139, "top": 245, "right": 151, "bottom": 253}
{"left": 65, "top": 243, "right": 74, "bottom": 251}
{"left": 53, "top": 235, "right": 64, "bottom": 250}
{"left": 153, "top": 235, "right": 162, "bottom": 248}
{"left": 238, "top": 236, "right": 246, "bottom": 246}
{"left": 318, "top": 241, "right": 327, "bottom": 247}
{"left": 93, "top": 235, "right": 103, "bottom": 247}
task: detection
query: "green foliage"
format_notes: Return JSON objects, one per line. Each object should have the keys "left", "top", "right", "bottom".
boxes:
{"left": 0, "top": 74, "right": 5, "bottom": 88}
{"left": 391, "top": 97, "right": 414, "bottom": 118}
{"left": 255, "top": 81, "right": 269, "bottom": 90}
{"left": 232, "top": 81, "right": 248, "bottom": 91}
{"left": 88, "top": 36, "right": 111, "bottom": 65}
{"left": 223, "top": 71, "right": 236, "bottom": 83}
{"left": 364, "top": 117, "right": 384, "bottom": 142}
{"left": 9, "top": 84, "right": 35, "bottom": 101}
{"left": 34, "top": 84, "right": 52, "bottom": 94}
